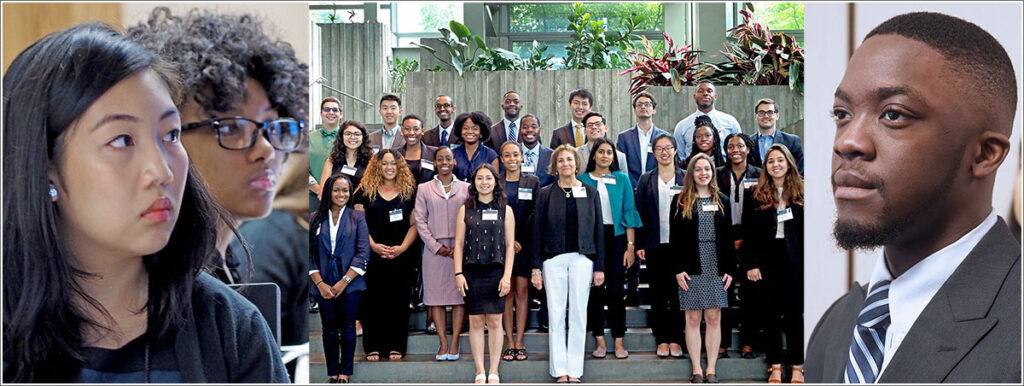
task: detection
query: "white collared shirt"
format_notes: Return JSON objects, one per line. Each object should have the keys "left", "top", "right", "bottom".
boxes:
{"left": 309, "top": 207, "right": 366, "bottom": 276}
{"left": 592, "top": 173, "right": 614, "bottom": 225}
{"left": 503, "top": 117, "right": 522, "bottom": 141}
{"left": 672, "top": 108, "right": 742, "bottom": 161}
{"left": 860, "top": 209, "right": 998, "bottom": 380}
{"left": 635, "top": 124, "right": 655, "bottom": 172}
{"left": 656, "top": 175, "right": 676, "bottom": 244}
{"left": 439, "top": 122, "right": 454, "bottom": 144}
{"left": 435, "top": 175, "right": 456, "bottom": 199}
{"left": 522, "top": 143, "right": 540, "bottom": 170}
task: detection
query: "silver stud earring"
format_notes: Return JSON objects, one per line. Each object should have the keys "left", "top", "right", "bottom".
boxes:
{"left": 49, "top": 185, "right": 58, "bottom": 201}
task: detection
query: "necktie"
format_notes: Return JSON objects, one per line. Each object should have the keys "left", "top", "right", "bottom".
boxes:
{"left": 845, "top": 279, "right": 892, "bottom": 384}
{"left": 526, "top": 150, "right": 536, "bottom": 170}
{"left": 574, "top": 123, "right": 584, "bottom": 147}
{"left": 441, "top": 129, "right": 449, "bottom": 147}
{"left": 508, "top": 122, "right": 517, "bottom": 143}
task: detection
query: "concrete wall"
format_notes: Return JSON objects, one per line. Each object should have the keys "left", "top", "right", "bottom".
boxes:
{"left": 315, "top": 22, "right": 392, "bottom": 126}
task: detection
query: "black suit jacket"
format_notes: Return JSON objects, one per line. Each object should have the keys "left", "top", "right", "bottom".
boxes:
{"left": 751, "top": 129, "right": 804, "bottom": 174}
{"left": 634, "top": 169, "right": 686, "bottom": 251}
{"left": 549, "top": 122, "right": 578, "bottom": 150}
{"left": 805, "top": 218, "right": 1021, "bottom": 383}
{"left": 423, "top": 124, "right": 455, "bottom": 148}
{"left": 532, "top": 183, "right": 604, "bottom": 271}
{"left": 396, "top": 143, "right": 438, "bottom": 185}
{"left": 489, "top": 120, "right": 527, "bottom": 150}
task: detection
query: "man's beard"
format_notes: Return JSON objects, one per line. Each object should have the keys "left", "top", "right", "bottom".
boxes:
{"left": 833, "top": 201, "right": 913, "bottom": 250}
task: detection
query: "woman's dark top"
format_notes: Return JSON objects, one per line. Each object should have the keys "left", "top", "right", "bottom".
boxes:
{"left": 452, "top": 144, "right": 498, "bottom": 182}
{"left": 397, "top": 143, "right": 438, "bottom": 185}
{"left": 331, "top": 158, "right": 367, "bottom": 202}
{"left": 463, "top": 200, "right": 506, "bottom": 266}
{"left": 353, "top": 190, "right": 415, "bottom": 249}
{"left": 78, "top": 332, "right": 179, "bottom": 382}
{"left": 740, "top": 191, "right": 804, "bottom": 274}
{"left": 531, "top": 183, "right": 604, "bottom": 270}
{"left": 668, "top": 192, "right": 735, "bottom": 277}
{"left": 502, "top": 174, "right": 539, "bottom": 246}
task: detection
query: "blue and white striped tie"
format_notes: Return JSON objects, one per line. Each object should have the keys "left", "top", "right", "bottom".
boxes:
{"left": 845, "top": 279, "right": 892, "bottom": 383}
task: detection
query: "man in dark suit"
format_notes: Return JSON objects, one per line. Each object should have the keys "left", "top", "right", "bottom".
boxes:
{"left": 806, "top": 12, "right": 1020, "bottom": 383}
{"left": 423, "top": 94, "right": 456, "bottom": 148}
{"left": 488, "top": 90, "right": 524, "bottom": 150}
{"left": 749, "top": 98, "right": 803, "bottom": 174}
{"left": 517, "top": 113, "right": 555, "bottom": 187}
{"left": 617, "top": 91, "right": 670, "bottom": 189}
{"left": 549, "top": 88, "right": 593, "bottom": 150}
{"left": 369, "top": 94, "right": 405, "bottom": 152}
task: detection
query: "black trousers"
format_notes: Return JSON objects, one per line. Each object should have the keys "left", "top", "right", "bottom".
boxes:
{"left": 647, "top": 243, "right": 684, "bottom": 344}
{"left": 360, "top": 253, "right": 414, "bottom": 355}
{"left": 587, "top": 226, "right": 627, "bottom": 338}
{"left": 757, "top": 239, "right": 803, "bottom": 365}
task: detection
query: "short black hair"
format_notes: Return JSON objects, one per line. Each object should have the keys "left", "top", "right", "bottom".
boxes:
{"left": 582, "top": 111, "right": 606, "bottom": 125}
{"left": 503, "top": 90, "right": 519, "bottom": 100}
{"left": 632, "top": 91, "right": 657, "bottom": 108}
{"left": 866, "top": 12, "right": 1017, "bottom": 127}
{"left": 402, "top": 114, "right": 423, "bottom": 126}
{"left": 380, "top": 94, "right": 402, "bottom": 108}
{"left": 569, "top": 88, "right": 594, "bottom": 106}
{"left": 437, "top": 94, "right": 455, "bottom": 107}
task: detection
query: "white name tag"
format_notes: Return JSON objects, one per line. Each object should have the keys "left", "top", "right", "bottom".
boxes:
{"left": 742, "top": 178, "right": 757, "bottom": 189}
{"left": 518, "top": 188, "right": 533, "bottom": 200}
{"left": 389, "top": 209, "right": 403, "bottom": 222}
{"left": 421, "top": 160, "right": 435, "bottom": 171}
{"left": 372, "top": 145, "right": 381, "bottom": 154}
{"left": 482, "top": 209, "right": 499, "bottom": 221}
{"left": 702, "top": 203, "right": 719, "bottom": 212}
{"left": 522, "top": 165, "right": 536, "bottom": 174}
{"left": 600, "top": 174, "right": 616, "bottom": 185}
{"left": 670, "top": 185, "right": 683, "bottom": 195}
{"left": 776, "top": 207, "right": 793, "bottom": 222}
{"left": 341, "top": 165, "right": 357, "bottom": 176}
{"left": 645, "top": 145, "right": 653, "bottom": 153}
{"left": 572, "top": 186, "right": 587, "bottom": 198}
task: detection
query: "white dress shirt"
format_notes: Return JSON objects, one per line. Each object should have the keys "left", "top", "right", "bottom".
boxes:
{"left": 861, "top": 209, "right": 998, "bottom": 379}
{"left": 636, "top": 124, "right": 655, "bottom": 172}
{"left": 672, "top": 108, "right": 742, "bottom": 161}
{"left": 503, "top": 117, "right": 522, "bottom": 142}
{"left": 657, "top": 175, "right": 676, "bottom": 244}
{"left": 593, "top": 173, "right": 614, "bottom": 225}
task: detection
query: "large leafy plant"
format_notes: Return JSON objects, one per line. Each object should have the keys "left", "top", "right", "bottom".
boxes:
{"left": 709, "top": 4, "right": 804, "bottom": 92}
{"left": 564, "top": 2, "right": 642, "bottom": 70}
{"left": 414, "top": 21, "right": 555, "bottom": 75}
{"left": 619, "top": 33, "right": 711, "bottom": 95}
{"left": 389, "top": 58, "right": 418, "bottom": 93}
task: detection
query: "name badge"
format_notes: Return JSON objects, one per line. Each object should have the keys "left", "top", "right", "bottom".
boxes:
{"left": 482, "top": 209, "right": 499, "bottom": 221}
{"left": 776, "top": 208, "right": 794, "bottom": 222}
{"left": 518, "top": 188, "right": 533, "bottom": 200}
{"left": 742, "top": 178, "right": 757, "bottom": 190}
{"left": 645, "top": 145, "right": 653, "bottom": 154}
{"left": 341, "top": 165, "right": 357, "bottom": 176}
{"left": 372, "top": 145, "right": 381, "bottom": 154}
{"left": 389, "top": 209, "right": 403, "bottom": 222}
{"left": 670, "top": 185, "right": 683, "bottom": 195}
{"left": 421, "top": 160, "right": 435, "bottom": 171}
{"left": 522, "top": 165, "right": 536, "bottom": 174}
{"left": 601, "top": 174, "right": 616, "bottom": 185}
{"left": 449, "top": 143, "right": 460, "bottom": 150}
{"left": 702, "top": 203, "right": 719, "bottom": 212}
{"left": 572, "top": 186, "right": 587, "bottom": 198}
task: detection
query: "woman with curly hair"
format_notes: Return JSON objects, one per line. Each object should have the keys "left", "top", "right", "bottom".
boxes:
{"left": 452, "top": 112, "right": 500, "bottom": 182}
{"left": 127, "top": 7, "right": 308, "bottom": 285}
{"left": 741, "top": 144, "right": 804, "bottom": 383}
{"left": 321, "top": 120, "right": 374, "bottom": 201}
{"left": 685, "top": 116, "right": 726, "bottom": 169}
{"left": 2, "top": 23, "right": 286, "bottom": 383}
{"left": 352, "top": 149, "right": 420, "bottom": 362}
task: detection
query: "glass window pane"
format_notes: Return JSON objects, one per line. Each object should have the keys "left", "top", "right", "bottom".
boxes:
{"left": 750, "top": 2, "right": 804, "bottom": 30}
{"left": 394, "top": 2, "right": 463, "bottom": 34}
{"left": 510, "top": 2, "right": 663, "bottom": 33}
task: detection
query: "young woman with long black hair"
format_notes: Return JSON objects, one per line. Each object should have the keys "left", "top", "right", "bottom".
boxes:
{"left": 321, "top": 120, "right": 375, "bottom": 198}
{"left": 2, "top": 23, "right": 286, "bottom": 383}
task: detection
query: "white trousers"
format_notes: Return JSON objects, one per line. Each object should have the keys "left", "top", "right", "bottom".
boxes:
{"left": 543, "top": 252, "right": 593, "bottom": 378}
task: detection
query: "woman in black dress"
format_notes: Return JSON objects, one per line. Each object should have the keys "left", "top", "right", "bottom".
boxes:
{"left": 742, "top": 144, "right": 804, "bottom": 383}
{"left": 396, "top": 114, "right": 438, "bottom": 185}
{"left": 321, "top": 120, "right": 374, "bottom": 201}
{"left": 671, "top": 153, "right": 734, "bottom": 384}
{"left": 352, "top": 149, "right": 420, "bottom": 362}
{"left": 453, "top": 164, "right": 516, "bottom": 384}
{"left": 497, "top": 141, "right": 539, "bottom": 362}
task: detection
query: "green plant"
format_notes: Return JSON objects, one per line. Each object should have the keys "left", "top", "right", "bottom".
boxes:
{"left": 620, "top": 33, "right": 711, "bottom": 95}
{"left": 413, "top": 20, "right": 529, "bottom": 75}
{"left": 525, "top": 41, "right": 555, "bottom": 70}
{"left": 389, "top": 58, "right": 419, "bottom": 93}
{"left": 564, "top": 2, "right": 643, "bottom": 70}
{"left": 707, "top": 3, "right": 805, "bottom": 93}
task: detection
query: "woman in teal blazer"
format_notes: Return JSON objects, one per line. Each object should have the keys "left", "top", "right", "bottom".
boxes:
{"left": 577, "top": 138, "right": 643, "bottom": 359}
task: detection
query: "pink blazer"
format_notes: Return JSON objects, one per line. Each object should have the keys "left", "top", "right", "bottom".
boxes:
{"left": 414, "top": 178, "right": 471, "bottom": 254}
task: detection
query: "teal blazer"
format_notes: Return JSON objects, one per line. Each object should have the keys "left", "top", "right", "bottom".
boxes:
{"left": 578, "top": 171, "right": 643, "bottom": 236}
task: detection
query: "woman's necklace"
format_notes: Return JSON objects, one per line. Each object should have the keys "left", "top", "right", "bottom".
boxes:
{"left": 559, "top": 182, "right": 573, "bottom": 198}
{"left": 383, "top": 184, "right": 396, "bottom": 192}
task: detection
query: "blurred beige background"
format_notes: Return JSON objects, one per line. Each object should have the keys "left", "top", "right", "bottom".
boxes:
{"left": 3, "top": 2, "right": 309, "bottom": 73}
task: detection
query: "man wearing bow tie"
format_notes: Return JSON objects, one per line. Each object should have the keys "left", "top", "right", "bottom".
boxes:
{"left": 310, "top": 97, "right": 343, "bottom": 211}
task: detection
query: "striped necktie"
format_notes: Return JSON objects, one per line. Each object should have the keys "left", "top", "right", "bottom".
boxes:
{"left": 845, "top": 279, "right": 892, "bottom": 384}
{"left": 508, "top": 121, "right": 517, "bottom": 143}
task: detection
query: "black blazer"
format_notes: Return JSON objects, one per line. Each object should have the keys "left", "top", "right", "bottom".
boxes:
{"left": 739, "top": 190, "right": 803, "bottom": 275}
{"left": 716, "top": 164, "right": 761, "bottom": 201}
{"left": 423, "top": 124, "right": 456, "bottom": 148}
{"left": 668, "top": 192, "right": 735, "bottom": 277}
{"left": 532, "top": 183, "right": 604, "bottom": 271}
{"left": 502, "top": 173, "right": 539, "bottom": 248}
{"left": 488, "top": 120, "right": 527, "bottom": 150}
{"left": 750, "top": 130, "right": 804, "bottom": 175}
{"left": 634, "top": 168, "right": 686, "bottom": 251}
{"left": 549, "top": 122, "right": 577, "bottom": 150}
{"left": 397, "top": 142, "right": 438, "bottom": 184}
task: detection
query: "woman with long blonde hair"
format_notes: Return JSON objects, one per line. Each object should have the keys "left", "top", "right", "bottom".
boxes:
{"left": 352, "top": 149, "right": 420, "bottom": 362}
{"left": 741, "top": 143, "right": 804, "bottom": 383}
{"left": 669, "top": 153, "right": 735, "bottom": 384}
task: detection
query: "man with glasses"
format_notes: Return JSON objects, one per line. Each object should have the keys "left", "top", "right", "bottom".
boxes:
{"left": 488, "top": 90, "right": 524, "bottom": 150}
{"left": 310, "top": 97, "right": 343, "bottom": 210}
{"left": 617, "top": 91, "right": 670, "bottom": 189}
{"left": 749, "top": 98, "right": 803, "bottom": 174}
{"left": 673, "top": 80, "right": 742, "bottom": 162}
{"left": 371, "top": 94, "right": 404, "bottom": 152}
{"left": 424, "top": 95, "right": 456, "bottom": 147}
{"left": 576, "top": 112, "right": 627, "bottom": 173}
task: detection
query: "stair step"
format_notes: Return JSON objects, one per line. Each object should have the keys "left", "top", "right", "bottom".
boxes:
{"left": 310, "top": 306, "right": 653, "bottom": 332}
{"left": 309, "top": 352, "right": 768, "bottom": 383}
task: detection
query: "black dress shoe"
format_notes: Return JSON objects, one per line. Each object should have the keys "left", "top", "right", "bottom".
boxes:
{"left": 705, "top": 374, "right": 720, "bottom": 383}
{"left": 741, "top": 351, "right": 757, "bottom": 359}
{"left": 690, "top": 374, "right": 704, "bottom": 384}
{"left": 718, "top": 350, "right": 729, "bottom": 359}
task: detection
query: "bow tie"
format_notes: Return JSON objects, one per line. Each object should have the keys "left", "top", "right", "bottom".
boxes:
{"left": 321, "top": 128, "right": 338, "bottom": 140}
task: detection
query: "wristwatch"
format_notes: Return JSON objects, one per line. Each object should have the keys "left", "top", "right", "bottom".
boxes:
{"left": 342, "top": 276, "right": 352, "bottom": 283}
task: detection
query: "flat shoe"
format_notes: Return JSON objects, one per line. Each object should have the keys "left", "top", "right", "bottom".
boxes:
{"left": 590, "top": 347, "right": 607, "bottom": 359}
{"left": 614, "top": 348, "right": 629, "bottom": 359}
{"left": 488, "top": 373, "right": 500, "bottom": 384}
{"left": 690, "top": 374, "right": 704, "bottom": 384}
{"left": 474, "top": 373, "right": 487, "bottom": 384}
{"left": 502, "top": 348, "right": 516, "bottom": 362}
{"left": 515, "top": 348, "right": 528, "bottom": 361}
{"left": 705, "top": 373, "right": 720, "bottom": 383}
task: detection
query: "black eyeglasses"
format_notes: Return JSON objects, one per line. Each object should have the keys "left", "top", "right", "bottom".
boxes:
{"left": 322, "top": 107, "right": 341, "bottom": 113}
{"left": 182, "top": 117, "right": 305, "bottom": 152}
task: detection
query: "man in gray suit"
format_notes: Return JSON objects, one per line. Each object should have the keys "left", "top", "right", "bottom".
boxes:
{"left": 806, "top": 12, "right": 1020, "bottom": 383}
